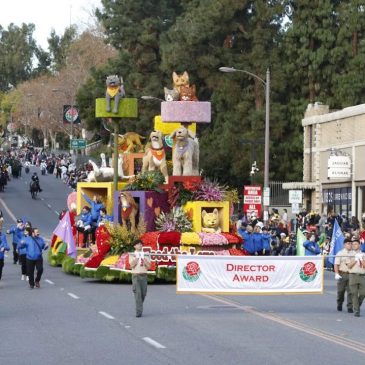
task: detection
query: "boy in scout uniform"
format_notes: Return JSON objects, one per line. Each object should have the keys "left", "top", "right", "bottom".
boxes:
{"left": 347, "top": 238, "right": 365, "bottom": 317}
{"left": 334, "top": 239, "right": 353, "bottom": 312}
{"left": 129, "top": 240, "right": 151, "bottom": 318}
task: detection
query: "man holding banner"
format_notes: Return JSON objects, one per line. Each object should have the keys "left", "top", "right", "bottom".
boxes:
{"left": 347, "top": 238, "right": 365, "bottom": 317}
{"left": 334, "top": 239, "right": 353, "bottom": 312}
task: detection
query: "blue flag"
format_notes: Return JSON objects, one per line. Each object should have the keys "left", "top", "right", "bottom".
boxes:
{"left": 328, "top": 219, "right": 344, "bottom": 265}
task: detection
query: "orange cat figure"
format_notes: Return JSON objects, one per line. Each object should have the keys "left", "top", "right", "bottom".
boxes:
{"left": 172, "top": 71, "right": 189, "bottom": 93}
{"left": 179, "top": 85, "right": 198, "bottom": 101}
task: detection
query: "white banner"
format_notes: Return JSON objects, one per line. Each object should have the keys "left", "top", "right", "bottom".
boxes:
{"left": 177, "top": 255, "right": 323, "bottom": 295}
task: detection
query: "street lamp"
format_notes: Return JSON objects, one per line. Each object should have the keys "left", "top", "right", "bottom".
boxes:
{"left": 219, "top": 66, "right": 270, "bottom": 220}
{"left": 141, "top": 95, "right": 164, "bottom": 102}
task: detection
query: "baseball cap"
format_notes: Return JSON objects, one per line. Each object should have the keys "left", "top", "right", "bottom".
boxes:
{"left": 351, "top": 237, "right": 360, "bottom": 243}
{"left": 280, "top": 233, "right": 286, "bottom": 237}
{"left": 302, "top": 230, "right": 309, "bottom": 234}
{"left": 17, "top": 219, "right": 23, "bottom": 223}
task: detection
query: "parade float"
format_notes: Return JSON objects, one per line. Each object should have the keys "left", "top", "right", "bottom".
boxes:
{"left": 50, "top": 71, "right": 246, "bottom": 283}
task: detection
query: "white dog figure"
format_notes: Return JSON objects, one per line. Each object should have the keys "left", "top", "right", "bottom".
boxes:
{"left": 142, "top": 131, "right": 168, "bottom": 183}
{"left": 170, "top": 126, "right": 199, "bottom": 176}
{"left": 85, "top": 153, "right": 133, "bottom": 182}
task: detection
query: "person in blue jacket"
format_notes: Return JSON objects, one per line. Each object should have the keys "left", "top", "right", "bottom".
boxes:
{"left": 252, "top": 225, "right": 263, "bottom": 256}
{"left": 18, "top": 227, "right": 48, "bottom": 289}
{"left": 303, "top": 231, "right": 321, "bottom": 256}
{"left": 18, "top": 224, "right": 32, "bottom": 281}
{"left": 97, "top": 208, "right": 113, "bottom": 226}
{"left": 76, "top": 206, "right": 94, "bottom": 246}
{"left": 238, "top": 224, "right": 255, "bottom": 255}
{"left": 261, "top": 227, "right": 271, "bottom": 255}
{"left": 6, "top": 218, "right": 24, "bottom": 264}
{"left": 81, "top": 191, "right": 105, "bottom": 224}
{"left": 0, "top": 230, "right": 10, "bottom": 281}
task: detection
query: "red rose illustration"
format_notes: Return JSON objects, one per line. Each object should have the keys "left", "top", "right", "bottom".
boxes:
{"left": 303, "top": 262, "right": 316, "bottom": 276}
{"left": 185, "top": 261, "right": 200, "bottom": 276}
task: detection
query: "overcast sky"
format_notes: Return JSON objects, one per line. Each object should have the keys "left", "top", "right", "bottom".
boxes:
{"left": 0, "top": 0, "right": 101, "bottom": 49}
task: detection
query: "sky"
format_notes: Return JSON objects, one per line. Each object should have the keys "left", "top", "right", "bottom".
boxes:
{"left": 0, "top": 0, "right": 102, "bottom": 49}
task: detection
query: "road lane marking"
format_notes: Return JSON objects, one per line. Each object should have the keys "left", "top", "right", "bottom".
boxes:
{"left": 45, "top": 279, "right": 54, "bottom": 285}
{"left": 98, "top": 311, "right": 115, "bottom": 319}
{"left": 47, "top": 204, "right": 52, "bottom": 208}
{"left": 0, "top": 198, "right": 17, "bottom": 222}
{"left": 202, "top": 294, "right": 365, "bottom": 355}
{"left": 67, "top": 292, "right": 80, "bottom": 299}
{"left": 54, "top": 211, "right": 59, "bottom": 216}
{"left": 142, "top": 337, "right": 166, "bottom": 349}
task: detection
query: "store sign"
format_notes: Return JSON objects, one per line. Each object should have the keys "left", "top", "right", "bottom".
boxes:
{"left": 177, "top": 255, "right": 323, "bottom": 294}
{"left": 243, "top": 185, "right": 262, "bottom": 217}
{"left": 327, "top": 155, "right": 351, "bottom": 179}
{"left": 289, "top": 190, "right": 302, "bottom": 204}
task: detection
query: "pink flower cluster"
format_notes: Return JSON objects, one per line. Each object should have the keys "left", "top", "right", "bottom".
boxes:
{"left": 198, "top": 233, "right": 228, "bottom": 246}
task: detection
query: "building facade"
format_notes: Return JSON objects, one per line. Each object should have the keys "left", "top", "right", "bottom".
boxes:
{"left": 283, "top": 102, "right": 365, "bottom": 219}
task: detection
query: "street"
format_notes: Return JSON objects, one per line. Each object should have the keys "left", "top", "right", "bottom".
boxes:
{"left": 1, "top": 168, "right": 365, "bottom": 365}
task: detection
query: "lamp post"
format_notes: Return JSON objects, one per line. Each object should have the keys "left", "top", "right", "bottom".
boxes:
{"left": 219, "top": 66, "right": 270, "bottom": 221}
{"left": 52, "top": 88, "right": 77, "bottom": 154}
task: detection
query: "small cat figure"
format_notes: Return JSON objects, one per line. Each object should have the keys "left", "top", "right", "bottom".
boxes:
{"left": 201, "top": 208, "right": 221, "bottom": 233}
{"left": 172, "top": 71, "right": 189, "bottom": 93}
{"left": 179, "top": 85, "right": 198, "bottom": 101}
{"left": 164, "top": 87, "right": 180, "bottom": 102}
{"left": 105, "top": 75, "right": 125, "bottom": 113}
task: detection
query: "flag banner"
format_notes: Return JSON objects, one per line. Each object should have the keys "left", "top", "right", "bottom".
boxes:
{"left": 296, "top": 228, "right": 306, "bottom": 256}
{"left": 53, "top": 211, "right": 76, "bottom": 258}
{"left": 328, "top": 219, "right": 344, "bottom": 265}
{"left": 177, "top": 255, "right": 323, "bottom": 295}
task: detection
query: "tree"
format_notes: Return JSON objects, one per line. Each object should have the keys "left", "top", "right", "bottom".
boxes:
{"left": 0, "top": 23, "right": 38, "bottom": 91}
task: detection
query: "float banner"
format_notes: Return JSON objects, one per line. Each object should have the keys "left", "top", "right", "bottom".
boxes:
{"left": 176, "top": 255, "right": 323, "bottom": 295}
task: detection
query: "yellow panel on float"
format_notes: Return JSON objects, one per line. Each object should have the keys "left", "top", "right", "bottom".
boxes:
{"left": 154, "top": 115, "right": 196, "bottom": 135}
{"left": 183, "top": 201, "right": 230, "bottom": 233}
{"left": 76, "top": 182, "right": 127, "bottom": 215}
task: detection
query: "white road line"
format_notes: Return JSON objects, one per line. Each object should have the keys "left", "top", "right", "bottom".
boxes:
{"left": 0, "top": 198, "right": 17, "bottom": 222}
{"left": 54, "top": 211, "right": 59, "bottom": 216}
{"left": 142, "top": 337, "right": 166, "bottom": 349}
{"left": 41, "top": 198, "right": 44, "bottom": 201}
{"left": 47, "top": 204, "right": 52, "bottom": 208}
{"left": 67, "top": 292, "right": 80, "bottom": 299}
{"left": 98, "top": 311, "right": 115, "bottom": 320}
{"left": 45, "top": 279, "right": 54, "bottom": 285}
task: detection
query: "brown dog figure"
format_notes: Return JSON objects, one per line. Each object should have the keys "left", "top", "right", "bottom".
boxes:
{"left": 118, "top": 132, "right": 146, "bottom": 153}
{"left": 170, "top": 126, "right": 199, "bottom": 176}
{"left": 142, "top": 131, "right": 168, "bottom": 183}
{"left": 119, "top": 191, "right": 138, "bottom": 233}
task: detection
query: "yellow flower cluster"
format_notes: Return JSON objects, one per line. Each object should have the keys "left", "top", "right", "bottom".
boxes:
{"left": 100, "top": 255, "right": 120, "bottom": 266}
{"left": 180, "top": 232, "right": 201, "bottom": 245}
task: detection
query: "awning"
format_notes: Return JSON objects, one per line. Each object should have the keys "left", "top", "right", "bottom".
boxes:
{"left": 282, "top": 182, "right": 317, "bottom": 190}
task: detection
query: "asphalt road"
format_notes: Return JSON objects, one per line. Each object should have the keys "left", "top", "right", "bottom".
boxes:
{"left": 1, "top": 167, "right": 365, "bottom": 365}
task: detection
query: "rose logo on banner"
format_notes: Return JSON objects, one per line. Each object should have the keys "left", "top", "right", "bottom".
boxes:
{"left": 182, "top": 261, "right": 201, "bottom": 282}
{"left": 299, "top": 262, "right": 318, "bottom": 282}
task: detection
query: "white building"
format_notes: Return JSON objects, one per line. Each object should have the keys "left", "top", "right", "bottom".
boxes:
{"left": 283, "top": 102, "right": 365, "bottom": 219}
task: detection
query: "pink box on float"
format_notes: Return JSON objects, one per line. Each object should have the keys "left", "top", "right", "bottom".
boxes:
{"left": 161, "top": 101, "right": 211, "bottom": 123}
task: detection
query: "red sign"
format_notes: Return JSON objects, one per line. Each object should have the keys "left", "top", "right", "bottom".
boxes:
{"left": 243, "top": 185, "right": 262, "bottom": 217}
